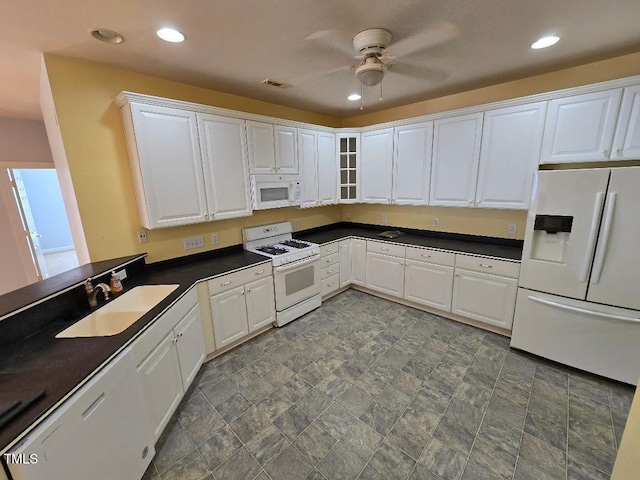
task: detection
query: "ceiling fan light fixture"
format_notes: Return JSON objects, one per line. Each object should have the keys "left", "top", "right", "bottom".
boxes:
{"left": 347, "top": 93, "right": 361, "bottom": 101}
{"left": 531, "top": 35, "right": 560, "bottom": 49}
{"left": 355, "top": 56, "right": 386, "bottom": 86}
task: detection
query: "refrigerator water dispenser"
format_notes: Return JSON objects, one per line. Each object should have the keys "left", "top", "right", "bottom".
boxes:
{"left": 530, "top": 215, "right": 573, "bottom": 263}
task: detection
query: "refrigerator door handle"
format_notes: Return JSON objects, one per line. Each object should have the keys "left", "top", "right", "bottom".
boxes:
{"left": 590, "top": 192, "right": 617, "bottom": 284}
{"left": 579, "top": 192, "right": 605, "bottom": 282}
{"left": 528, "top": 295, "right": 640, "bottom": 324}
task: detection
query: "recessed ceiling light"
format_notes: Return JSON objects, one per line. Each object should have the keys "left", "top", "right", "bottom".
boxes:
{"left": 348, "top": 93, "right": 361, "bottom": 101}
{"left": 157, "top": 28, "right": 185, "bottom": 43}
{"left": 88, "top": 28, "right": 125, "bottom": 44}
{"left": 531, "top": 35, "right": 560, "bottom": 49}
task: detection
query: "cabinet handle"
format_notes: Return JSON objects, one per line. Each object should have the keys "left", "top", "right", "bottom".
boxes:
{"left": 246, "top": 289, "right": 251, "bottom": 293}
{"left": 616, "top": 148, "right": 622, "bottom": 154}
{"left": 221, "top": 280, "right": 232, "bottom": 286}
{"left": 327, "top": 269, "right": 334, "bottom": 274}
{"left": 421, "top": 254, "right": 431, "bottom": 258}
{"left": 325, "top": 259, "right": 331, "bottom": 263}
{"left": 328, "top": 283, "right": 334, "bottom": 287}
{"left": 381, "top": 247, "right": 389, "bottom": 251}
{"left": 255, "top": 270, "right": 264, "bottom": 275}
{"left": 241, "top": 291, "right": 245, "bottom": 295}
{"left": 602, "top": 149, "right": 609, "bottom": 155}
{"left": 173, "top": 337, "right": 178, "bottom": 344}
{"left": 327, "top": 248, "right": 333, "bottom": 252}
{"left": 479, "top": 263, "right": 493, "bottom": 268}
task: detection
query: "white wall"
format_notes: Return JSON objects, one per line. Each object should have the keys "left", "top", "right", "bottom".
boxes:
{"left": 0, "top": 117, "right": 53, "bottom": 164}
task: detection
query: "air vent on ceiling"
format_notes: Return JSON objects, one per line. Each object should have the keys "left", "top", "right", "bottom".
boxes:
{"left": 261, "top": 79, "right": 292, "bottom": 89}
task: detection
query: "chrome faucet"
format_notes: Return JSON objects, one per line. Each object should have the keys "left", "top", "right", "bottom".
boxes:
{"left": 85, "top": 278, "right": 111, "bottom": 308}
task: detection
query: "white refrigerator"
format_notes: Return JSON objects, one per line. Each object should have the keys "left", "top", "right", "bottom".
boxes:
{"left": 511, "top": 167, "right": 640, "bottom": 385}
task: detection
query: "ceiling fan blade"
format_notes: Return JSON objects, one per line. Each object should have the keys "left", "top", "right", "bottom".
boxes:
{"left": 290, "top": 64, "right": 353, "bottom": 87}
{"left": 305, "top": 29, "right": 354, "bottom": 58}
{"left": 386, "top": 21, "right": 460, "bottom": 58}
{"left": 387, "top": 63, "right": 449, "bottom": 84}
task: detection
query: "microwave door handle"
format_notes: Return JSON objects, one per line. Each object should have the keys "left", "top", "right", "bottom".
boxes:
{"left": 579, "top": 192, "right": 605, "bottom": 282}
{"left": 590, "top": 192, "right": 616, "bottom": 284}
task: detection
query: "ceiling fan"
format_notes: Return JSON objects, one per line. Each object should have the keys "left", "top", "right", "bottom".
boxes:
{"left": 293, "top": 23, "right": 459, "bottom": 97}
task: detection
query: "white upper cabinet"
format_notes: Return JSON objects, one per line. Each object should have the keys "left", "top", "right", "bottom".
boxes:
{"left": 430, "top": 113, "right": 483, "bottom": 207}
{"left": 274, "top": 125, "right": 299, "bottom": 174}
{"left": 124, "top": 103, "right": 209, "bottom": 229}
{"left": 298, "top": 128, "right": 319, "bottom": 208}
{"left": 247, "top": 121, "right": 276, "bottom": 173}
{"left": 611, "top": 85, "right": 640, "bottom": 160}
{"left": 540, "top": 88, "right": 623, "bottom": 164}
{"left": 476, "top": 102, "right": 547, "bottom": 210}
{"left": 361, "top": 128, "right": 394, "bottom": 204}
{"left": 197, "top": 114, "right": 252, "bottom": 220}
{"left": 393, "top": 122, "right": 433, "bottom": 205}
{"left": 317, "top": 132, "right": 337, "bottom": 205}
{"left": 338, "top": 133, "right": 360, "bottom": 203}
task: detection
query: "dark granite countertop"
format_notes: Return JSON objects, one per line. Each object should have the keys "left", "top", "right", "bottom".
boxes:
{"left": 295, "top": 223, "right": 523, "bottom": 261}
{"left": 0, "top": 249, "right": 269, "bottom": 452}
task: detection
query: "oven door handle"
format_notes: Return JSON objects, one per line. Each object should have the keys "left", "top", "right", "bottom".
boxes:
{"left": 273, "top": 254, "right": 320, "bottom": 272}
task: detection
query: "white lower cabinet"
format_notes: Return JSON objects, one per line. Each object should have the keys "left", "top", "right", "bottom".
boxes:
{"left": 452, "top": 268, "right": 518, "bottom": 329}
{"left": 404, "top": 259, "right": 454, "bottom": 311}
{"left": 350, "top": 239, "right": 366, "bottom": 286}
{"left": 8, "top": 349, "right": 154, "bottom": 480}
{"left": 175, "top": 305, "right": 207, "bottom": 387}
{"left": 209, "top": 268, "right": 275, "bottom": 349}
{"left": 366, "top": 252, "right": 405, "bottom": 297}
{"left": 339, "top": 239, "right": 351, "bottom": 288}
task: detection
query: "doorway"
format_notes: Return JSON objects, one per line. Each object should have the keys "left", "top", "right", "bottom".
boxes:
{"left": 6, "top": 168, "right": 79, "bottom": 280}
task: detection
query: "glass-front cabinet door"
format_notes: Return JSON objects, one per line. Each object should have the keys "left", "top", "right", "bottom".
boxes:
{"left": 337, "top": 133, "right": 360, "bottom": 203}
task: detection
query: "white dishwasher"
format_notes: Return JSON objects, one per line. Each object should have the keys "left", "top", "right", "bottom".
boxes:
{"left": 8, "top": 348, "right": 154, "bottom": 480}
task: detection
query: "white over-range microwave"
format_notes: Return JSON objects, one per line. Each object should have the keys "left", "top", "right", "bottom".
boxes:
{"left": 250, "top": 174, "right": 302, "bottom": 210}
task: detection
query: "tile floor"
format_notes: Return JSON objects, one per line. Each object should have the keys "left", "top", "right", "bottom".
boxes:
{"left": 143, "top": 289, "right": 635, "bottom": 480}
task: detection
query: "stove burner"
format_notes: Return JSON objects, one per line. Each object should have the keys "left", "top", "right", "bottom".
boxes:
{"left": 280, "top": 240, "right": 310, "bottom": 249}
{"left": 256, "top": 245, "right": 288, "bottom": 255}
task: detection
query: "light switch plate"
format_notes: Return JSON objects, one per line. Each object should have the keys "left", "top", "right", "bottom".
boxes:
{"left": 210, "top": 233, "right": 219, "bottom": 245}
{"left": 508, "top": 224, "right": 517, "bottom": 234}
{"left": 381, "top": 214, "right": 388, "bottom": 223}
{"left": 433, "top": 218, "right": 440, "bottom": 227}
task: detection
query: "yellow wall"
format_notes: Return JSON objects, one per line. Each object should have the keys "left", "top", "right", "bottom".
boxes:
{"left": 43, "top": 55, "right": 341, "bottom": 263}
{"left": 343, "top": 204, "right": 526, "bottom": 240}
{"left": 44, "top": 51, "right": 640, "bottom": 263}
{"left": 341, "top": 51, "right": 640, "bottom": 127}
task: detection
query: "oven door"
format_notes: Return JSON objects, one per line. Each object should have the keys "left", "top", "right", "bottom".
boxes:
{"left": 273, "top": 255, "right": 321, "bottom": 311}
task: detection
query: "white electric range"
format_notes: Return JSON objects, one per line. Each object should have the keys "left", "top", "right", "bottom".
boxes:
{"left": 243, "top": 222, "right": 321, "bottom": 327}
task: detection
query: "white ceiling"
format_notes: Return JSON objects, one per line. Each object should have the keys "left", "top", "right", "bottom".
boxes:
{"left": 1, "top": 0, "right": 640, "bottom": 120}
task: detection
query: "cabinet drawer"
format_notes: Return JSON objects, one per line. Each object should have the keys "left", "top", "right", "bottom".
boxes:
{"left": 320, "top": 242, "right": 339, "bottom": 257}
{"left": 455, "top": 254, "right": 520, "bottom": 278}
{"left": 321, "top": 264, "right": 340, "bottom": 280}
{"left": 366, "top": 240, "right": 405, "bottom": 258}
{"left": 405, "top": 247, "right": 455, "bottom": 266}
{"left": 322, "top": 273, "right": 340, "bottom": 297}
{"left": 130, "top": 288, "right": 197, "bottom": 366}
{"left": 208, "top": 263, "right": 272, "bottom": 295}
{"left": 321, "top": 252, "right": 339, "bottom": 268}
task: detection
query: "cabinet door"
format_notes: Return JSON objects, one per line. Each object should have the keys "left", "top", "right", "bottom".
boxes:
{"left": 393, "top": 122, "right": 433, "bottom": 205}
{"left": 361, "top": 128, "right": 394, "bottom": 203}
{"left": 404, "top": 260, "right": 453, "bottom": 311}
{"left": 128, "top": 103, "right": 208, "bottom": 228}
{"left": 339, "top": 239, "right": 351, "bottom": 288}
{"left": 430, "top": 113, "right": 483, "bottom": 207}
{"left": 198, "top": 114, "right": 252, "bottom": 220}
{"left": 245, "top": 276, "right": 276, "bottom": 332}
{"left": 298, "top": 129, "right": 318, "bottom": 208}
{"left": 476, "top": 102, "right": 547, "bottom": 210}
{"left": 540, "top": 88, "right": 622, "bottom": 164}
{"left": 452, "top": 268, "right": 517, "bottom": 330}
{"left": 338, "top": 134, "right": 360, "bottom": 203}
{"left": 137, "top": 333, "right": 184, "bottom": 440}
{"left": 366, "top": 252, "right": 405, "bottom": 298}
{"left": 611, "top": 85, "right": 640, "bottom": 160}
{"left": 317, "top": 132, "right": 337, "bottom": 205}
{"left": 274, "top": 125, "right": 299, "bottom": 173}
{"left": 210, "top": 286, "right": 249, "bottom": 349}
{"left": 247, "top": 121, "right": 276, "bottom": 173}
{"left": 351, "top": 238, "right": 366, "bottom": 286}
{"left": 175, "top": 305, "right": 206, "bottom": 389}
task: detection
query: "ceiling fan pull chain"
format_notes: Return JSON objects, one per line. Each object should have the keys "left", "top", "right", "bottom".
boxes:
{"left": 380, "top": 80, "right": 383, "bottom": 102}
{"left": 360, "top": 83, "right": 364, "bottom": 110}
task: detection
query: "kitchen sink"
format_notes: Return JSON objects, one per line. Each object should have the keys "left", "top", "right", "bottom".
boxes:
{"left": 56, "top": 284, "right": 180, "bottom": 338}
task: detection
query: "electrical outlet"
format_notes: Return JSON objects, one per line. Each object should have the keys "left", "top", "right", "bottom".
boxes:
{"left": 292, "top": 219, "right": 299, "bottom": 229}
{"left": 137, "top": 230, "right": 148, "bottom": 243}
{"left": 508, "top": 224, "right": 517, "bottom": 234}
{"left": 210, "top": 233, "right": 219, "bottom": 245}
{"left": 183, "top": 236, "right": 205, "bottom": 250}
{"left": 381, "top": 214, "right": 388, "bottom": 223}
{"left": 433, "top": 218, "right": 440, "bottom": 227}
{"left": 114, "top": 269, "right": 127, "bottom": 281}
{"left": 345, "top": 212, "right": 351, "bottom": 219}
